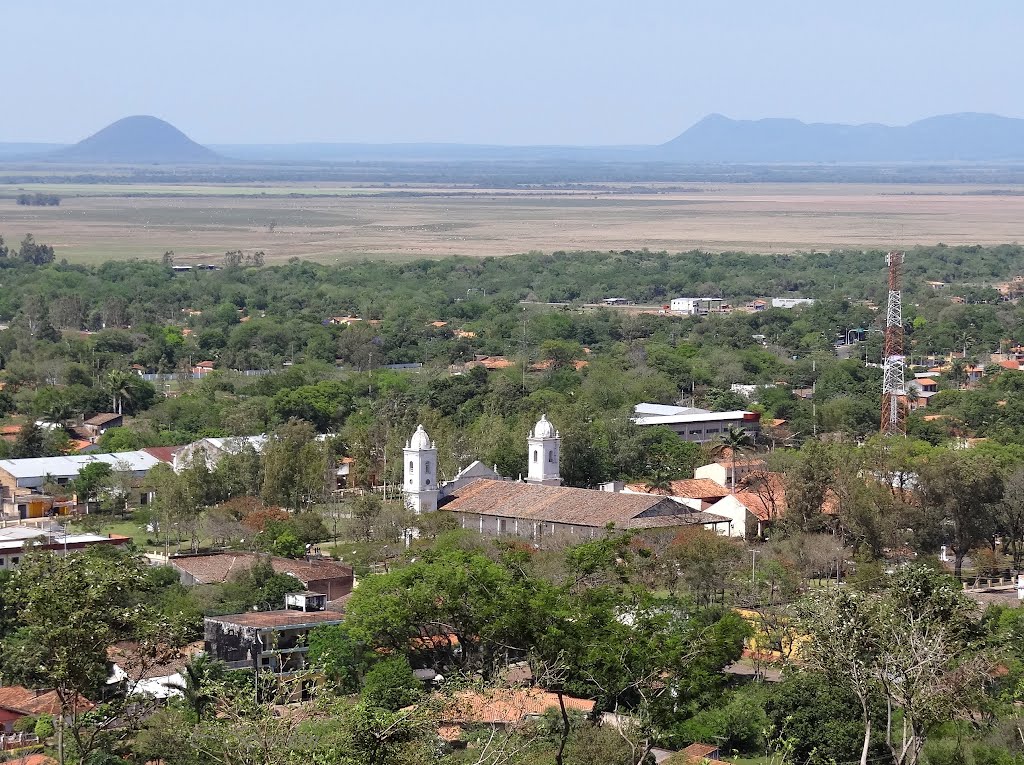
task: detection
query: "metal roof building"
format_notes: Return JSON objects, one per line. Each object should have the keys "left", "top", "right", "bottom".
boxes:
{"left": 0, "top": 450, "right": 163, "bottom": 489}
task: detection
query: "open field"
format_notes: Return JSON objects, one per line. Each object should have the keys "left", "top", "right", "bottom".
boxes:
{"left": 3, "top": 182, "right": 1024, "bottom": 263}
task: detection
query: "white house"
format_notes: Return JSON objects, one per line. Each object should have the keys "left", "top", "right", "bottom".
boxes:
{"left": 670, "top": 297, "right": 723, "bottom": 316}
{"left": 172, "top": 435, "right": 268, "bottom": 473}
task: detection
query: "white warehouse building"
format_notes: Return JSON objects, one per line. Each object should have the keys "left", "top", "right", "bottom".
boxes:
{"left": 670, "top": 297, "right": 723, "bottom": 316}
{"left": 632, "top": 403, "right": 761, "bottom": 444}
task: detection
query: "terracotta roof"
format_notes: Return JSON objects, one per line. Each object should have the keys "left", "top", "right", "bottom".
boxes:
{"left": 69, "top": 439, "right": 94, "bottom": 452}
{"left": 0, "top": 685, "right": 92, "bottom": 715}
{"left": 441, "top": 478, "right": 715, "bottom": 529}
{"left": 206, "top": 609, "right": 343, "bottom": 629}
{"left": 442, "top": 688, "right": 595, "bottom": 726}
{"left": 107, "top": 640, "right": 204, "bottom": 680}
{"left": 84, "top": 412, "right": 121, "bottom": 427}
{"left": 732, "top": 491, "right": 779, "bottom": 522}
{"left": 625, "top": 479, "right": 731, "bottom": 501}
{"left": 665, "top": 743, "right": 723, "bottom": 765}
{"left": 170, "top": 552, "right": 353, "bottom": 587}
{"left": 997, "top": 360, "right": 1021, "bottom": 371}
{"left": 427, "top": 321, "right": 448, "bottom": 328}
{"left": 466, "top": 355, "right": 514, "bottom": 370}
{"left": 683, "top": 744, "right": 719, "bottom": 760}
{"left": 142, "top": 445, "right": 185, "bottom": 463}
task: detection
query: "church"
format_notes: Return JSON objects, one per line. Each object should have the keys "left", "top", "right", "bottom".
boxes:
{"left": 402, "top": 415, "right": 730, "bottom": 544}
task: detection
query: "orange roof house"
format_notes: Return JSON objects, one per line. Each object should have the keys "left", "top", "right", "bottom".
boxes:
{"left": 624, "top": 479, "right": 731, "bottom": 509}
{"left": 441, "top": 688, "right": 595, "bottom": 727}
{"left": 464, "top": 355, "right": 514, "bottom": 371}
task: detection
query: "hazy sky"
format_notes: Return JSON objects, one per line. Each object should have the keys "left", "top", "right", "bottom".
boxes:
{"left": 5, "top": 0, "right": 1021, "bottom": 145}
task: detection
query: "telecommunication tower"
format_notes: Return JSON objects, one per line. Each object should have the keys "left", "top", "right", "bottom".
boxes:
{"left": 880, "top": 251, "right": 907, "bottom": 435}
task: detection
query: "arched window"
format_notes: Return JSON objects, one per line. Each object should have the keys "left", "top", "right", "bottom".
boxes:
{"left": 533, "top": 450, "right": 538, "bottom": 463}
{"left": 408, "top": 460, "right": 414, "bottom": 472}
{"left": 425, "top": 460, "right": 432, "bottom": 473}
{"left": 548, "top": 450, "right": 554, "bottom": 463}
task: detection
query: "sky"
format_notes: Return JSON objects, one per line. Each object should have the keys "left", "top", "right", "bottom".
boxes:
{"left": 4, "top": 0, "right": 1022, "bottom": 145}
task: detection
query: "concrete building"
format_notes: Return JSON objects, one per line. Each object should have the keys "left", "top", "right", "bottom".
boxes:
{"left": 693, "top": 455, "right": 767, "bottom": 488}
{"left": 632, "top": 404, "right": 760, "bottom": 444}
{"left": 0, "top": 451, "right": 164, "bottom": 518}
{"left": 0, "top": 524, "right": 130, "bottom": 569}
{"left": 172, "top": 435, "right": 267, "bottom": 473}
{"left": 770, "top": 298, "right": 815, "bottom": 309}
{"left": 204, "top": 592, "right": 343, "bottom": 675}
{"left": 670, "top": 297, "right": 723, "bottom": 316}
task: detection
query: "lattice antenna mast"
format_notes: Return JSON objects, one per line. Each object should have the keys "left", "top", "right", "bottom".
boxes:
{"left": 881, "top": 251, "right": 907, "bottom": 435}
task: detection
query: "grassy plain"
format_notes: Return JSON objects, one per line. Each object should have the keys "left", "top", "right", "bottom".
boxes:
{"left": 3, "top": 182, "right": 1024, "bottom": 263}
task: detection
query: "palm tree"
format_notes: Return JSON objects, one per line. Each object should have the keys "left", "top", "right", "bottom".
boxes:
{"left": 169, "top": 654, "right": 226, "bottom": 721}
{"left": 40, "top": 399, "right": 74, "bottom": 431}
{"left": 105, "top": 369, "right": 135, "bottom": 415}
{"left": 715, "top": 425, "right": 754, "bottom": 488}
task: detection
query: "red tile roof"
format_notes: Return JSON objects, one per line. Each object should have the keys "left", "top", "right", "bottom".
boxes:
{"left": 441, "top": 478, "right": 719, "bottom": 529}
{"left": 624, "top": 479, "right": 731, "bottom": 501}
{"left": 170, "top": 552, "right": 353, "bottom": 587}
{"left": 142, "top": 445, "right": 185, "bottom": 463}
{"left": 0, "top": 685, "right": 92, "bottom": 715}
{"left": 442, "top": 688, "right": 595, "bottom": 726}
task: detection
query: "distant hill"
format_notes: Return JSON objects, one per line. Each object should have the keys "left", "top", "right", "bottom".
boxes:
{"left": 660, "top": 112, "right": 1024, "bottom": 162}
{"left": 50, "top": 116, "right": 220, "bottom": 164}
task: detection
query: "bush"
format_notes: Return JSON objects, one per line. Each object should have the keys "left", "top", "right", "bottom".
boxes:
{"left": 12, "top": 714, "right": 37, "bottom": 733}
{"left": 34, "top": 715, "right": 55, "bottom": 739}
{"left": 361, "top": 656, "right": 422, "bottom": 711}
{"left": 674, "top": 688, "right": 767, "bottom": 755}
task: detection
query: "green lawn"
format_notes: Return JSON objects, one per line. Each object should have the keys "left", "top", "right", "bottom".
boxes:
{"left": 65, "top": 515, "right": 199, "bottom": 554}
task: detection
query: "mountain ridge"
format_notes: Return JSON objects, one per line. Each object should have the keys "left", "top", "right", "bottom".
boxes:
{"left": 659, "top": 112, "right": 1024, "bottom": 162}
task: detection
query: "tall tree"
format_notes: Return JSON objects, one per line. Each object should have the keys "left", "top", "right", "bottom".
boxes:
{"left": 916, "top": 450, "right": 1003, "bottom": 578}
{"left": 261, "top": 418, "right": 329, "bottom": 512}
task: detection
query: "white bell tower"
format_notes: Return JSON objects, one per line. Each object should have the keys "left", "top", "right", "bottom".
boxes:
{"left": 403, "top": 424, "right": 439, "bottom": 513}
{"left": 526, "top": 414, "right": 561, "bottom": 486}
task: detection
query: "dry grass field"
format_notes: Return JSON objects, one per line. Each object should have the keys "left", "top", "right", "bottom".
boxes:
{"left": 3, "top": 182, "right": 1024, "bottom": 263}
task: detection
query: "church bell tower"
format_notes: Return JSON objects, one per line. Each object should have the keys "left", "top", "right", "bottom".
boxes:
{"left": 526, "top": 414, "right": 561, "bottom": 486}
{"left": 403, "top": 424, "right": 439, "bottom": 513}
